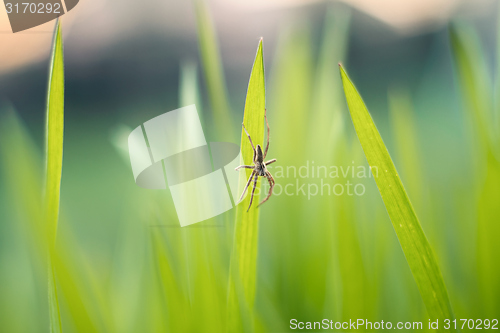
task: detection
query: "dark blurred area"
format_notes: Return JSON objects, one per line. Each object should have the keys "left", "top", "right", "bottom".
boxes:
{"left": 1, "top": 0, "right": 498, "bottom": 137}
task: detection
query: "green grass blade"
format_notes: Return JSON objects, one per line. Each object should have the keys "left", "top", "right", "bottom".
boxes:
{"left": 449, "top": 22, "right": 500, "bottom": 316}
{"left": 449, "top": 23, "right": 494, "bottom": 154}
{"left": 151, "top": 230, "right": 191, "bottom": 332}
{"left": 48, "top": 265, "right": 62, "bottom": 333}
{"left": 339, "top": 65, "right": 456, "bottom": 330}
{"left": 45, "top": 19, "right": 64, "bottom": 333}
{"left": 0, "top": 109, "right": 46, "bottom": 332}
{"left": 227, "top": 39, "right": 266, "bottom": 331}
{"left": 0, "top": 111, "right": 106, "bottom": 332}
{"left": 45, "top": 19, "right": 65, "bottom": 245}
{"left": 193, "top": 0, "right": 233, "bottom": 140}
{"left": 388, "top": 88, "right": 424, "bottom": 205}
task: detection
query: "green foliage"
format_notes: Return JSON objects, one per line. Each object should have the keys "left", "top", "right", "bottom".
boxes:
{"left": 193, "top": 0, "right": 233, "bottom": 140}
{"left": 45, "top": 20, "right": 64, "bottom": 333}
{"left": 45, "top": 19, "right": 65, "bottom": 246}
{"left": 339, "top": 65, "right": 456, "bottom": 330}
{"left": 449, "top": 21, "right": 500, "bottom": 317}
{"left": 449, "top": 24, "right": 494, "bottom": 153}
{"left": 2, "top": 6, "right": 500, "bottom": 333}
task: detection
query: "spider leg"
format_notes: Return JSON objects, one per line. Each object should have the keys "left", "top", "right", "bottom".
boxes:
{"left": 247, "top": 174, "right": 259, "bottom": 212}
{"left": 237, "top": 170, "right": 255, "bottom": 204}
{"left": 258, "top": 171, "right": 275, "bottom": 207}
{"left": 242, "top": 123, "right": 256, "bottom": 161}
{"left": 264, "top": 158, "right": 276, "bottom": 166}
{"left": 263, "top": 109, "right": 270, "bottom": 159}
{"left": 235, "top": 165, "right": 254, "bottom": 171}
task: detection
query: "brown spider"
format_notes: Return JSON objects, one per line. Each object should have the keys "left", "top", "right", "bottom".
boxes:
{"left": 235, "top": 111, "right": 277, "bottom": 212}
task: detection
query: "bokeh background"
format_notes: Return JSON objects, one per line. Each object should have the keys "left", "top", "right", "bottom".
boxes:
{"left": 1, "top": 0, "right": 499, "bottom": 332}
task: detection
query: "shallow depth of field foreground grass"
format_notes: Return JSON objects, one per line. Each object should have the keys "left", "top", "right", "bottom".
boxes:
{"left": 0, "top": 4, "right": 499, "bottom": 333}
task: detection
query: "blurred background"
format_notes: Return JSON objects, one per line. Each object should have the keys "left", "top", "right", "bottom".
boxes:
{"left": 1, "top": 0, "right": 499, "bottom": 332}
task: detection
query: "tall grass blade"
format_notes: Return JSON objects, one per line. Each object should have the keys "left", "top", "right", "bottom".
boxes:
{"left": 45, "top": 19, "right": 64, "bottom": 333}
{"left": 193, "top": 0, "right": 233, "bottom": 140}
{"left": 339, "top": 65, "right": 456, "bottom": 330}
{"left": 45, "top": 19, "right": 65, "bottom": 246}
{"left": 227, "top": 39, "right": 266, "bottom": 332}
{"left": 0, "top": 110, "right": 105, "bottom": 332}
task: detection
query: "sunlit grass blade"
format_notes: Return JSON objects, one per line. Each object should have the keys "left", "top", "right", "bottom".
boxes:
{"left": 48, "top": 268, "right": 61, "bottom": 333}
{"left": 45, "top": 19, "right": 65, "bottom": 246}
{"left": 44, "top": 19, "right": 64, "bottom": 333}
{"left": 2, "top": 22, "right": 111, "bottom": 331}
{"left": 339, "top": 65, "right": 456, "bottom": 330}
{"left": 227, "top": 38, "right": 266, "bottom": 331}
{"left": 193, "top": 0, "right": 233, "bottom": 140}
{"left": 51, "top": 246, "right": 100, "bottom": 332}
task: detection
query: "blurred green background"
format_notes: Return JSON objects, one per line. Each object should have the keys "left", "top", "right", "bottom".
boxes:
{"left": 0, "top": 0, "right": 499, "bottom": 332}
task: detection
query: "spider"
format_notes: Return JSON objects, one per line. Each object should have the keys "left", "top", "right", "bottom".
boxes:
{"left": 235, "top": 110, "right": 277, "bottom": 212}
